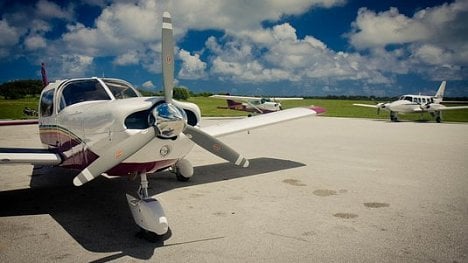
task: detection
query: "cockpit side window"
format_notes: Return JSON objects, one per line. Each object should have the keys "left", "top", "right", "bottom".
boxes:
{"left": 103, "top": 79, "right": 139, "bottom": 99}
{"left": 59, "top": 79, "right": 111, "bottom": 111}
{"left": 40, "top": 89, "right": 55, "bottom": 117}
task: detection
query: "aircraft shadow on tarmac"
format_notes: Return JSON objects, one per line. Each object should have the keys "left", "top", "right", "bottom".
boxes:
{"left": 0, "top": 157, "right": 304, "bottom": 261}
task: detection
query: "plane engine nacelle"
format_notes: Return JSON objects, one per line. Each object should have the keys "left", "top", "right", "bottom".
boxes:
{"left": 422, "top": 103, "right": 444, "bottom": 111}
{"left": 126, "top": 194, "right": 169, "bottom": 235}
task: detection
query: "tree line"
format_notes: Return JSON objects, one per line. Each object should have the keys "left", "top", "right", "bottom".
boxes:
{"left": 1, "top": 79, "right": 466, "bottom": 101}
{"left": 0, "top": 80, "right": 43, "bottom": 99}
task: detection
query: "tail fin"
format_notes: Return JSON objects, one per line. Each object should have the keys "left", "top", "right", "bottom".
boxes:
{"left": 227, "top": 99, "right": 243, "bottom": 110}
{"left": 41, "top": 62, "right": 48, "bottom": 87}
{"left": 434, "top": 81, "right": 446, "bottom": 101}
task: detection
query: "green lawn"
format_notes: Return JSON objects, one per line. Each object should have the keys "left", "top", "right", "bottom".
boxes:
{"left": 0, "top": 97, "right": 39, "bottom": 119}
{"left": 1, "top": 97, "right": 468, "bottom": 122}
{"left": 194, "top": 97, "right": 468, "bottom": 122}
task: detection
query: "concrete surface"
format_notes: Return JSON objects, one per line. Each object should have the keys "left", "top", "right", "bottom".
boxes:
{"left": 0, "top": 117, "right": 467, "bottom": 262}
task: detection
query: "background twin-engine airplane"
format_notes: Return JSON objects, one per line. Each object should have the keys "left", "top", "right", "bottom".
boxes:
{"left": 0, "top": 12, "right": 318, "bottom": 237}
{"left": 353, "top": 81, "right": 468, "bottom": 122}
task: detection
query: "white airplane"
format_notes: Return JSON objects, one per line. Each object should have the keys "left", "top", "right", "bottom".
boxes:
{"left": 353, "top": 81, "right": 468, "bottom": 122}
{"left": 0, "top": 12, "right": 318, "bottom": 237}
{"left": 210, "top": 94, "right": 317, "bottom": 115}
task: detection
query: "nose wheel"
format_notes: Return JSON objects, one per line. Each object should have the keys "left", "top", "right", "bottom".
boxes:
{"left": 127, "top": 172, "right": 169, "bottom": 237}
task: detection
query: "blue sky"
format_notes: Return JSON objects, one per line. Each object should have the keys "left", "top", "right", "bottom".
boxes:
{"left": 0, "top": 0, "right": 467, "bottom": 97}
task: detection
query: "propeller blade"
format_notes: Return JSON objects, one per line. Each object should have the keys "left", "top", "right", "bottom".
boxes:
{"left": 183, "top": 126, "right": 249, "bottom": 168}
{"left": 162, "top": 11, "right": 174, "bottom": 103}
{"left": 377, "top": 107, "right": 380, "bottom": 115}
{"left": 73, "top": 128, "right": 156, "bottom": 186}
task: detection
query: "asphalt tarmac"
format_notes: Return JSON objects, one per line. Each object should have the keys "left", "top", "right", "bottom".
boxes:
{"left": 0, "top": 117, "right": 467, "bottom": 262}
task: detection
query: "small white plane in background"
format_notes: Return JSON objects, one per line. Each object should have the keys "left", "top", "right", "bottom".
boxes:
{"left": 210, "top": 94, "right": 325, "bottom": 115}
{"left": 353, "top": 81, "right": 468, "bottom": 122}
{"left": 0, "top": 12, "right": 319, "bottom": 238}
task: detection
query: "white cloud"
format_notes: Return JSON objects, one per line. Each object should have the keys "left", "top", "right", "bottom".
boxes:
{"left": 114, "top": 50, "right": 140, "bottom": 65}
{"left": 36, "top": 0, "right": 73, "bottom": 20}
{"left": 206, "top": 22, "right": 391, "bottom": 85}
{"left": 142, "top": 80, "right": 155, "bottom": 89}
{"left": 0, "top": 20, "right": 19, "bottom": 48}
{"left": 25, "top": 35, "right": 47, "bottom": 50}
{"left": 348, "top": 7, "right": 429, "bottom": 49}
{"left": 178, "top": 49, "right": 207, "bottom": 79}
{"left": 168, "top": 0, "right": 345, "bottom": 33}
{"left": 58, "top": 55, "right": 94, "bottom": 77}
{"left": 0, "top": 20, "right": 20, "bottom": 57}
{"left": 346, "top": 0, "right": 468, "bottom": 81}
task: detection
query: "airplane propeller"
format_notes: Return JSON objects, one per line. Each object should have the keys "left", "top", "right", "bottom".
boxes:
{"left": 376, "top": 102, "right": 385, "bottom": 115}
{"left": 183, "top": 126, "right": 249, "bottom": 167}
{"left": 159, "top": 12, "right": 248, "bottom": 167}
{"left": 73, "top": 11, "right": 248, "bottom": 186}
{"left": 73, "top": 128, "right": 156, "bottom": 186}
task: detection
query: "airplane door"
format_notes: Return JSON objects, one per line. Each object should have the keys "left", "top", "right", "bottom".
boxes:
{"left": 56, "top": 84, "right": 86, "bottom": 167}
{"left": 39, "top": 88, "right": 59, "bottom": 148}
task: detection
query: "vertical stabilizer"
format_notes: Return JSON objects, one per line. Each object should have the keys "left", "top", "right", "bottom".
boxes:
{"left": 434, "top": 81, "right": 446, "bottom": 102}
{"left": 41, "top": 62, "right": 48, "bottom": 87}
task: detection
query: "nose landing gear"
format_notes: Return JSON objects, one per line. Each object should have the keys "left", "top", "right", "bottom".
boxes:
{"left": 126, "top": 172, "right": 169, "bottom": 237}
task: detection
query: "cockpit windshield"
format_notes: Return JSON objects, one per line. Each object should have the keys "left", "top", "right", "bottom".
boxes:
{"left": 59, "top": 79, "right": 111, "bottom": 111}
{"left": 400, "top": 96, "right": 413, "bottom": 102}
{"left": 103, "top": 79, "right": 139, "bottom": 99}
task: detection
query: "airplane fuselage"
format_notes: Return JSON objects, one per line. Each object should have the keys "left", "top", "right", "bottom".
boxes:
{"left": 38, "top": 77, "right": 200, "bottom": 176}
{"left": 244, "top": 99, "right": 281, "bottom": 113}
{"left": 382, "top": 95, "right": 443, "bottom": 113}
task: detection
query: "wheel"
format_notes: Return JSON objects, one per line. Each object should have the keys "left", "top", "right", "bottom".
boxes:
{"left": 176, "top": 172, "right": 190, "bottom": 182}
{"left": 436, "top": 117, "right": 441, "bottom": 123}
{"left": 136, "top": 227, "right": 172, "bottom": 243}
{"left": 174, "top": 159, "right": 193, "bottom": 181}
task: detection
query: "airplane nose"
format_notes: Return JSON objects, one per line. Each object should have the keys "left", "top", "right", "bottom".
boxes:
{"left": 152, "top": 102, "right": 187, "bottom": 139}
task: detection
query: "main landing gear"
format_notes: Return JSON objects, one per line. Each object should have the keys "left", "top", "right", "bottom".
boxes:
{"left": 390, "top": 111, "right": 399, "bottom": 122}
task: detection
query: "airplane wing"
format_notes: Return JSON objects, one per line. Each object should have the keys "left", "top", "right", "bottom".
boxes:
{"left": 211, "top": 95, "right": 304, "bottom": 102}
{"left": 272, "top": 97, "right": 303, "bottom": 101}
{"left": 0, "top": 147, "right": 62, "bottom": 165}
{"left": 201, "top": 107, "right": 316, "bottom": 137}
{"left": 210, "top": 94, "right": 259, "bottom": 102}
{"left": 353, "top": 103, "right": 379, "bottom": 108}
{"left": 437, "top": 105, "right": 468, "bottom": 111}
{"left": 0, "top": 120, "right": 61, "bottom": 165}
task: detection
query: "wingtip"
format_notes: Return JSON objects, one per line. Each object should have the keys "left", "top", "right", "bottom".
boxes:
{"left": 309, "top": 105, "right": 326, "bottom": 114}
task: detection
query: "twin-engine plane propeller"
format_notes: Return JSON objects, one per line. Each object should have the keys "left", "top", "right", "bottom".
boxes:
{"left": 0, "top": 12, "right": 318, "bottom": 237}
